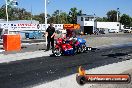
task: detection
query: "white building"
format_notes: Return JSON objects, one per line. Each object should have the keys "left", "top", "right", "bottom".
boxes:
{"left": 77, "top": 15, "right": 96, "bottom": 34}
{"left": 77, "top": 15, "right": 121, "bottom": 34}
{"left": 97, "top": 22, "right": 120, "bottom": 33}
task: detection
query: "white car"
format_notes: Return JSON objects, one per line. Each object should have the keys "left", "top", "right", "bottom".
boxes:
{"left": 123, "top": 29, "right": 132, "bottom": 33}
{"left": 108, "top": 29, "right": 119, "bottom": 33}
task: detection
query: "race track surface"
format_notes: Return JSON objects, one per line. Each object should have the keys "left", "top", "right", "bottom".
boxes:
{"left": 0, "top": 44, "right": 132, "bottom": 88}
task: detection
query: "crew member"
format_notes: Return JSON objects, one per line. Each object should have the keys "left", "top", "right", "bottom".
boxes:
{"left": 45, "top": 23, "right": 55, "bottom": 51}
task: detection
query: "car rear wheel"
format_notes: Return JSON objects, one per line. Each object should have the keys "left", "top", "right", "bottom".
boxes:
{"left": 81, "top": 44, "right": 86, "bottom": 53}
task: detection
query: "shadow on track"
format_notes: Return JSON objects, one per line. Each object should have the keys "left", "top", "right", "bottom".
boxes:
{"left": 102, "top": 53, "right": 129, "bottom": 58}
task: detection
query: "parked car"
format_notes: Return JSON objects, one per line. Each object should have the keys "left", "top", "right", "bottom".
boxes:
{"left": 123, "top": 29, "right": 132, "bottom": 33}
{"left": 108, "top": 29, "right": 119, "bottom": 33}
{"left": 99, "top": 29, "right": 105, "bottom": 34}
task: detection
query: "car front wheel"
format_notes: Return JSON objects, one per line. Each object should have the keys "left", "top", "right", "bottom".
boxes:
{"left": 53, "top": 48, "right": 62, "bottom": 57}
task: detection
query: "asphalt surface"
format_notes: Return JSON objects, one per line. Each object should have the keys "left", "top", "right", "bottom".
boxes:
{"left": 0, "top": 38, "right": 46, "bottom": 55}
{"left": 0, "top": 44, "right": 132, "bottom": 88}
{"left": 0, "top": 44, "right": 46, "bottom": 55}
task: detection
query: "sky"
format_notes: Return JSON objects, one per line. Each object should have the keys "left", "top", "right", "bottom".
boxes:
{"left": 0, "top": 0, "right": 132, "bottom": 17}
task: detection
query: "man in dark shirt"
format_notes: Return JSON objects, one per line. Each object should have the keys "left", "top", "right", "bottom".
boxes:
{"left": 46, "top": 23, "right": 55, "bottom": 51}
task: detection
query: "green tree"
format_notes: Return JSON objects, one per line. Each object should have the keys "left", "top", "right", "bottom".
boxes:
{"left": 33, "top": 13, "right": 50, "bottom": 24}
{"left": 0, "top": 5, "right": 31, "bottom": 20}
{"left": 59, "top": 12, "right": 68, "bottom": 24}
{"left": 120, "top": 14, "right": 131, "bottom": 28}
{"left": 52, "top": 10, "right": 60, "bottom": 24}
{"left": 96, "top": 17, "right": 108, "bottom": 22}
{"left": 106, "top": 10, "right": 119, "bottom": 22}
{"left": 102, "top": 17, "right": 108, "bottom": 22}
{"left": 0, "top": 5, "right": 6, "bottom": 19}
{"left": 48, "top": 16, "right": 56, "bottom": 23}
{"left": 17, "top": 8, "right": 31, "bottom": 20}
{"left": 77, "top": 10, "right": 83, "bottom": 16}
{"left": 130, "top": 17, "right": 132, "bottom": 27}
{"left": 68, "top": 8, "right": 83, "bottom": 24}
{"left": 68, "top": 7, "right": 78, "bottom": 24}
{"left": 96, "top": 17, "right": 103, "bottom": 22}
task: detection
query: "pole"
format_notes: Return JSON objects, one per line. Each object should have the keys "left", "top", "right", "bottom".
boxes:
{"left": 58, "top": 10, "right": 59, "bottom": 24}
{"left": 59, "top": 10, "right": 62, "bottom": 24}
{"left": 45, "top": 0, "right": 47, "bottom": 46}
{"left": 5, "top": 0, "right": 8, "bottom": 22}
{"left": 5, "top": 0, "right": 9, "bottom": 34}
{"left": 117, "top": 8, "right": 119, "bottom": 22}
{"left": 117, "top": 8, "right": 121, "bottom": 31}
{"left": 31, "top": 5, "right": 32, "bottom": 24}
{"left": 93, "top": 14, "right": 96, "bottom": 34}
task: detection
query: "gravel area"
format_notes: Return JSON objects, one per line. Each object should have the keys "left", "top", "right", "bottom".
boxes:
{"left": 86, "top": 36, "right": 132, "bottom": 47}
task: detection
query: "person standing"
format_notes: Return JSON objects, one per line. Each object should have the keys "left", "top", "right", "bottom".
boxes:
{"left": 45, "top": 23, "right": 55, "bottom": 51}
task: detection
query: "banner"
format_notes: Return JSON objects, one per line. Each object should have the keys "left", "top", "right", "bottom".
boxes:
{"left": 63, "top": 24, "right": 80, "bottom": 30}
